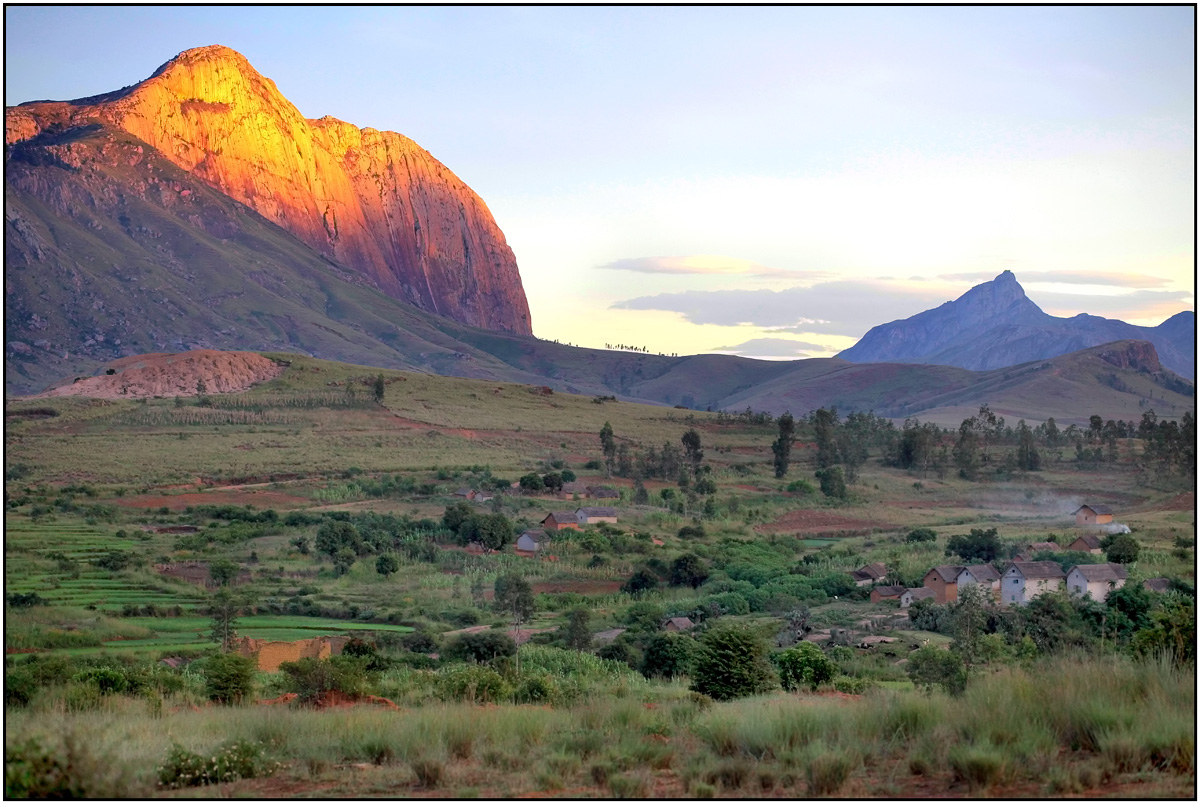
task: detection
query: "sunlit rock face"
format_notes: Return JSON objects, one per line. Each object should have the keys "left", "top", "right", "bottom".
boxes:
{"left": 6, "top": 45, "right": 532, "bottom": 334}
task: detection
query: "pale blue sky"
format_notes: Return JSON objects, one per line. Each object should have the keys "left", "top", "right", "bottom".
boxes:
{"left": 6, "top": 6, "right": 1194, "bottom": 357}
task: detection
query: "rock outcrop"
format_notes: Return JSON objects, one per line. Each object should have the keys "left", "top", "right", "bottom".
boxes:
{"left": 35, "top": 350, "right": 284, "bottom": 399}
{"left": 6, "top": 45, "right": 531, "bottom": 334}
{"left": 839, "top": 271, "right": 1194, "bottom": 379}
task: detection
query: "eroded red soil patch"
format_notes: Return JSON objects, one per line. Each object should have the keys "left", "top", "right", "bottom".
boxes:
{"left": 756, "top": 509, "right": 897, "bottom": 535}
{"left": 1163, "top": 492, "right": 1195, "bottom": 511}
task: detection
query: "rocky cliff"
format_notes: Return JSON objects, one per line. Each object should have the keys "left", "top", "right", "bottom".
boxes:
{"left": 839, "top": 271, "right": 1194, "bottom": 379}
{"left": 6, "top": 45, "right": 531, "bottom": 334}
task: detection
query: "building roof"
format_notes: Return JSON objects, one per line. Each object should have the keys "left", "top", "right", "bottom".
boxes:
{"left": 961, "top": 564, "right": 1001, "bottom": 583}
{"left": 1006, "top": 561, "right": 1066, "bottom": 580}
{"left": 927, "top": 565, "right": 966, "bottom": 583}
{"left": 519, "top": 529, "right": 549, "bottom": 545}
{"left": 577, "top": 506, "right": 618, "bottom": 518}
{"left": 1028, "top": 542, "right": 1060, "bottom": 552}
{"left": 543, "top": 511, "right": 578, "bottom": 523}
{"left": 588, "top": 487, "right": 621, "bottom": 499}
{"left": 872, "top": 585, "right": 906, "bottom": 597}
{"left": 561, "top": 482, "right": 589, "bottom": 494}
{"left": 858, "top": 562, "right": 887, "bottom": 579}
{"left": 1070, "top": 563, "right": 1128, "bottom": 583}
{"left": 1070, "top": 534, "right": 1103, "bottom": 550}
{"left": 664, "top": 617, "right": 695, "bottom": 629}
{"left": 904, "top": 588, "right": 936, "bottom": 601}
{"left": 1074, "top": 504, "right": 1113, "bottom": 515}
{"left": 454, "top": 488, "right": 473, "bottom": 497}
{"left": 1143, "top": 578, "right": 1172, "bottom": 593}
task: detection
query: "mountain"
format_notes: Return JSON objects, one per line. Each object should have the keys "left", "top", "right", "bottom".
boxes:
{"left": 837, "top": 271, "right": 1194, "bottom": 379}
{"left": 6, "top": 45, "right": 531, "bottom": 335}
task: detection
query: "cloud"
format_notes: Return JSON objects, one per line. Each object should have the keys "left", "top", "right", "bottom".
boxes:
{"left": 1029, "top": 288, "right": 1194, "bottom": 319}
{"left": 709, "top": 337, "right": 827, "bottom": 358}
{"left": 938, "top": 270, "right": 1173, "bottom": 289}
{"left": 610, "top": 280, "right": 948, "bottom": 336}
{"left": 595, "top": 255, "right": 828, "bottom": 279}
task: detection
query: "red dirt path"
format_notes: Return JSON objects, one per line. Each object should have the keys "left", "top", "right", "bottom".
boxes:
{"left": 756, "top": 509, "right": 898, "bottom": 535}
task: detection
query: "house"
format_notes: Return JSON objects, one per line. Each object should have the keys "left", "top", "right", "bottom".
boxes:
{"left": 663, "top": 617, "right": 695, "bottom": 632}
{"left": 542, "top": 511, "right": 582, "bottom": 532}
{"left": 1143, "top": 578, "right": 1172, "bottom": 593}
{"left": 453, "top": 488, "right": 475, "bottom": 499}
{"left": 516, "top": 529, "right": 550, "bottom": 553}
{"left": 923, "top": 565, "right": 966, "bottom": 604}
{"left": 1067, "top": 534, "right": 1103, "bottom": 554}
{"left": 869, "top": 585, "right": 906, "bottom": 603}
{"left": 956, "top": 564, "right": 1002, "bottom": 601}
{"left": 901, "top": 588, "right": 936, "bottom": 608}
{"left": 1074, "top": 504, "right": 1114, "bottom": 527}
{"left": 850, "top": 562, "right": 888, "bottom": 587}
{"left": 1027, "top": 541, "right": 1060, "bottom": 554}
{"left": 1066, "top": 563, "right": 1128, "bottom": 602}
{"left": 588, "top": 487, "right": 621, "bottom": 500}
{"left": 1001, "top": 561, "right": 1065, "bottom": 606}
{"left": 561, "top": 482, "right": 590, "bottom": 498}
{"left": 473, "top": 491, "right": 494, "bottom": 504}
{"left": 235, "top": 635, "right": 350, "bottom": 672}
{"left": 576, "top": 506, "right": 618, "bottom": 525}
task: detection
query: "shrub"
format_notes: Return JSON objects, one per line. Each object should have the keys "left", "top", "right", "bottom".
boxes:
{"left": 776, "top": 643, "right": 837, "bottom": 692}
{"left": 4, "top": 668, "right": 37, "bottom": 707}
{"left": 71, "top": 666, "right": 128, "bottom": 695}
{"left": 948, "top": 744, "right": 1005, "bottom": 790}
{"left": 833, "top": 675, "right": 877, "bottom": 694}
{"left": 907, "top": 646, "right": 967, "bottom": 695}
{"left": 438, "top": 664, "right": 510, "bottom": 703}
{"left": 410, "top": 759, "right": 443, "bottom": 787}
{"left": 906, "top": 528, "right": 937, "bottom": 543}
{"left": 203, "top": 652, "right": 256, "bottom": 704}
{"left": 690, "top": 626, "right": 777, "bottom": 701}
{"left": 814, "top": 467, "right": 847, "bottom": 499}
{"left": 514, "top": 674, "right": 558, "bottom": 704}
{"left": 279, "top": 656, "right": 371, "bottom": 703}
{"left": 640, "top": 632, "right": 696, "bottom": 679}
{"left": 157, "top": 740, "right": 272, "bottom": 789}
{"left": 5, "top": 736, "right": 140, "bottom": 799}
{"left": 443, "top": 631, "right": 516, "bottom": 663}
{"left": 805, "top": 749, "right": 855, "bottom": 796}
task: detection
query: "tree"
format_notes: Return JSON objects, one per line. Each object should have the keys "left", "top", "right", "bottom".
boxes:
{"left": 950, "top": 583, "right": 990, "bottom": 665}
{"left": 811, "top": 408, "right": 839, "bottom": 469}
{"left": 542, "top": 472, "right": 563, "bottom": 493}
{"left": 633, "top": 475, "right": 650, "bottom": 505}
{"left": 375, "top": 552, "right": 399, "bottom": 578}
{"left": 641, "top": 632, "right": 695, "bottom": 679}
{"left": 772, "top": 412, "right": 795, "bottom": 478}
{"left": 945, "top": 528, "right": 1001, "bottom": 563}
{"left": 690, "top": 626, "right": 777, "bottom": 701}
{"left": 494, "top": 574, "right": 535, "bottom": 642}
{"left": 906, "top": 528, "right": 937, "bottom": 544}
{"left": 622, "top": 567, "right": 660, "bottom": 595}
{"left": 203, "top": 652, "right": 256, "bottom": 704}
{"left": 681, "top": 430, "right": 704, "bottom": 477}
{"left": 290, "top": 535, "right": 311, "bottom": 555}
{"left": 560, "top": 469, "right": 577, "bottom": 483}
{"left": 815, "top": 466, "right": 847, "bottom": 499}
{"left": 1104, "top": 533, "right": 1140, "bottom": 565}
{"left": 669, "top": 553, "right": 709, "bottom": 589}
{"left": 209, "top": 589, "right": 241, "bottom": 653}
{"left": 600, "top": 422, "right": 617, "bottom": 477}
{"left": 1015, "top": 420, "right": 1041, "bottom": 471}
{"left": 954, "top": 417, "right": 981, "bottom": 480}
{"left": 616, "top": 444, "right": 633, "bottom": 477}
{"left": 907, "top": 646, "right": 967, "bottom": 695}
{"left": 333, "top": 547, "right": 357, "bottom": 576}
{"left": 519, "top": 473, "right": 545, "bottom": 492}
{"left": 776, "top": 642, "right": 837, "bottom": 692}
{"left": 564, "top": 608, "right": 592, "bottom": 650}
{"left": 474, "top": 513, "right": 514, "bottom": 552}
{"left": 372, "top": 374, "right": 386, "bottom": 405}
{"left": 444, "top": 631, "right": 517, "bottom": 663}
{"left": 442, "top": 501, "right": 475, "bottom": 535}
{"left": 315, "top": 520, "right": 362, "bottom": 558}
{"left": 208, "top": 558, "right": 239, "bottom": 587}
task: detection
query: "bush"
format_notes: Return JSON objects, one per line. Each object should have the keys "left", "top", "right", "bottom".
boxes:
{"left": 640, "top": 632, "right": 696, "bottom": 679}
{"left": 411, "top": 758, "right": 443, "bottom": 788}
{"left": 776, "top": 642, "right": 837, "bottom": 692}
{"left": 948, "top": 744, "right": 1005, "bottom": 790}
{"left": 785, "top": 479, "right": 815, "bottom": 495}
{"left": 444, "top": 631, "right": 517, "bottom": 663}
{"left": 814, "top": 467, "right": 847, "bottom": 499}
{"left": 805, "top": 749, "right": 855, "bottom": 796}
{"left": 690, "top": 626, "right": 777, "bottom": 701}
{"left": 906, "top": 528, "right": 937, "bottom": 544}
{"left": 71, "top": 666, "right": 128, "bottom": 695}
{"left": 6, "top": 736, "right": 140, "bottom": 799}
{"left": 514, "top": 673, "right": 558, "bottom": 704}
{"left": 438, "top": 663, "right": 510, "bottom": 703}
{"left": 203, "top": 652, "right": 256, "bottom": 704}
{"left": 157, "top": 740, "right": 273, "bottom": 789}
{"left": 907, "top": 646, "right": 967, "bottom": 695}
{"left": 278, "top": 656, "right": 371, "bottom": 703}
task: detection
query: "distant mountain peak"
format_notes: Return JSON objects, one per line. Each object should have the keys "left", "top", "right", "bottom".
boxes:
{"left": 838, "top": 272, "right": 1194, "bottom": 379}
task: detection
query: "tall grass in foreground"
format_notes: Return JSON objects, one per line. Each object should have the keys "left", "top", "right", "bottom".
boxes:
{"left": 5, "top": 653, "right": 1193, "bottom": 797}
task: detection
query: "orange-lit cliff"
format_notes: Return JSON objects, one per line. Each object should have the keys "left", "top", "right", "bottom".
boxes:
{"left": 5, "top": 45, "right": 532, "bottom": 334}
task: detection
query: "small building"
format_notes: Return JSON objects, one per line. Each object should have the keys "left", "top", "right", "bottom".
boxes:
{"left": 1067, "top": 563, "right": 1128, "bottom": 602}
{"left": 850, "top": 562, "right": 888, "bottom": 587}
{"left": 1067, "top": 534, "right": 1103, "bottom": 554}
{"left": 1027, "top": 541, "right": 1060, "bottom": 554}
{"left": 516, "top": 529, "right": 551, "bottom": 553}
{"left": 577, "top": 506, "right": 618, "bottom": 525}
{"left": 923, "top": 565, "right": 966, "bottom": 604}
{"left": 473, "top": 491, "right": 494, "bottom": 504}
{"left": 561, "top": 482, "right": 590, "bottom": 498}
{"left": 1074, "top": 504, "right": 1114, "bottom": 528}
{"left": 1143, "top": 578, "right": 1172, "bottom": 593}
{"left": 453, "top": 488, "right": 476, "bottom": 499}
{"left": 588, "top": 487, "right": 621, "bottom": 500}
{"left": 542, "top": 511, "right": 582, "bottom": 532}
{"left": 901, "top": 587, "right": 936, "bottom": 608}
{"left": 956, "top": 564, "right": 1002, "bottom": 601}
{"left": 663, "top": 617, "right": 695, "bottom": 632}
{"left": 869, "top": 585, "right": 906, "bottom": 603}
{"left": 1001, "top": 561, "right": 1065, "bottom": 606}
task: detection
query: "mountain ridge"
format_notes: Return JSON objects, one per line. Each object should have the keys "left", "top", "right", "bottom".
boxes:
{"left": 6, "top": 45, "right": 532, "bottom": 335}
{"left": 838, "top": 270, "right": 1194, "bottom": 378}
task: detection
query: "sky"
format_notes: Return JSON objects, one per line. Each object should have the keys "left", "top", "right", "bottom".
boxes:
{"left": 6, "top": 6, "right": 1195, "bottom": 359}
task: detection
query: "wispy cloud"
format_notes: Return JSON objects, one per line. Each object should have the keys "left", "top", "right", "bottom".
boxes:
{"left": 595, "top": 255, "right": 829, "bottom": 279}
{"left": 610, "top": 280, "right": 947, "bottom": 335}
{"left": 709, "top": 337, "right": 827, "bottom": 358}
{"left": 938, "top": 270, "right": 1173, "bottom": 289}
